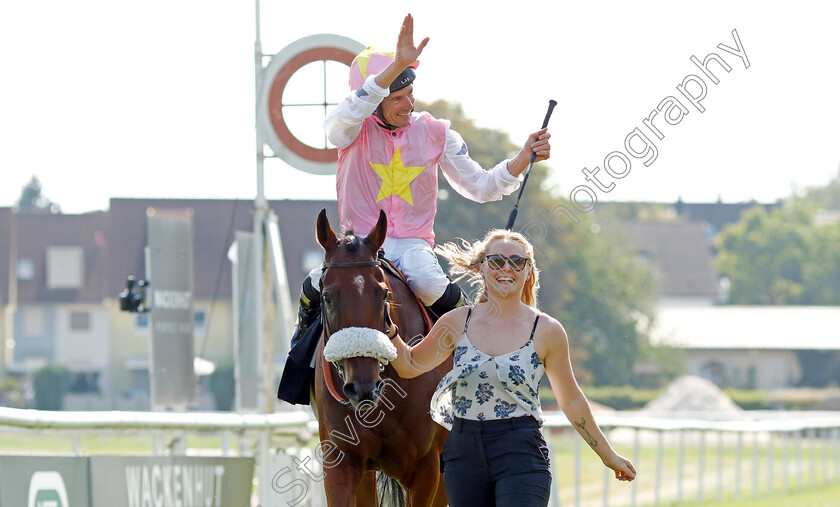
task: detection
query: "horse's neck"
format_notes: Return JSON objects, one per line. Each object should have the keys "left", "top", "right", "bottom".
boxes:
{"left": 385, "top": 271, "right": 431, "bottom": 338}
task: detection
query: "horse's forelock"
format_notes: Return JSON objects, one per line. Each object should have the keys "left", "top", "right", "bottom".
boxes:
{"left": 337, "top": 233, "right": 371, "bottom": 257}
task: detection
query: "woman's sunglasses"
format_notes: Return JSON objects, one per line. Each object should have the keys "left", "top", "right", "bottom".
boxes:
{"left": 484, "top": 254, "right": 530, "bottom": 271}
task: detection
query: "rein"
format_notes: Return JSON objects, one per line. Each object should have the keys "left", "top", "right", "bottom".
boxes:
{"left": 319, "top": 258, "right": 387, "bottom": 406}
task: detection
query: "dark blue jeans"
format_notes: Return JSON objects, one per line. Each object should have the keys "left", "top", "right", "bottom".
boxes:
{"left": 442, "top": 416, "right": 552, "bottom": 506}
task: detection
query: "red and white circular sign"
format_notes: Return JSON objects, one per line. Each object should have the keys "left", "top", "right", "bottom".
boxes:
{"left": 257, "top": 34, "right": 364, "bottom": 175}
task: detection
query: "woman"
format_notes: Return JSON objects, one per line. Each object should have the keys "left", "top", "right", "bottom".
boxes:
{"left": 386, "top": 229, "right": 636, "bottom": 506}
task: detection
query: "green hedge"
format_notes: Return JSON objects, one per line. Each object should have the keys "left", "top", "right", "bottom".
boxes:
{"left": 722, "top": 389, "right": 771, "bottom": 410}
{"left": 33, "top": 365, "right": 70, "bottom": 411}
{"left": 543, "top": 385, "right": 831, "bottom": 411}
{"left": 581, "top": 386, "right": 660, "bottom": 410}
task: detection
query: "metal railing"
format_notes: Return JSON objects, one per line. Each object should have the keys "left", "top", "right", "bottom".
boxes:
{"left": 2, "top": 406, "right": 839, "bottom": 506}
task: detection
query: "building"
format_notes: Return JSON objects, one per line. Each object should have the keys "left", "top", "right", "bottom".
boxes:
{"left": 0, "top": 198, "right": 339, "bottom": 410}
{"left": 651, "top": 305, "right": 840, "bottom": 389}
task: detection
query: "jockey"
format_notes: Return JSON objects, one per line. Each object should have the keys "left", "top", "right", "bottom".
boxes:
{"left": 284, "top": 14, "right": 551, "bottom": 394}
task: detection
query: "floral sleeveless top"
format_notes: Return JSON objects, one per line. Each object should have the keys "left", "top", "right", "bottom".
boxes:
{"left": 430, "top": 308, "right": 546, "bottom": 430}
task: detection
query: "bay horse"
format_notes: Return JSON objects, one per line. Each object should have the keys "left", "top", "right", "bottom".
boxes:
{"left": 313, "top": 208, "right": 450, "bottom": 507}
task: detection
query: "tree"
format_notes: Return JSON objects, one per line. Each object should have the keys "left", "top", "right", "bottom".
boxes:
{"left": 419, "top": 100, "right": 661, "bottom": 386}
{"left": 33, "top": 365, "right": 70, "bottom": 410}
{"left": 714, "top": 201, "right": 840, "bottom": 305}
{"left": 17, "top": 175, "right": 59, "bottom": 213}
{"left": 801, "top": 168, "right": 840, "bottom": 209}
{"left": 208, "top": 361, "right": 235, "bottom": 411}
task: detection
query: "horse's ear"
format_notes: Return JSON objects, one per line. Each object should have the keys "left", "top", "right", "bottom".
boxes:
{"left": 365, "top": 210, "right": 388, "bottom": 253}
{"left": 316, "top": 208, "right": 338, "bottom": 251}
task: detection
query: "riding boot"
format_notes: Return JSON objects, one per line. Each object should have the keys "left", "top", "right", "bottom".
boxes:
{"left": 427, "top": 281, "right": 466, "bottom": 322}
{"left": 290, "top": 277, "right": 321, "bottom": 349}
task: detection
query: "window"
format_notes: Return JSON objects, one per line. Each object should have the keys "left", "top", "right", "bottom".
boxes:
{"left": 69, "top": 311, "right": 91, "bottom": 332}
{"left": 23, "top": 307, "right": 44, "bottom": 337}
{"left": 133, "top": 313, "right": 149, "bottom": 334}
{"left": 46, "top": 246, "right": 84, "bottom": 289}
{"left": 69, "top": 372, "right": 100, "bottom": 393}
{"left": 194, "top": 309, "right": 207, "bottom": 335}
{"left": 17, "top": 258, "right": 34, "bottom": 280}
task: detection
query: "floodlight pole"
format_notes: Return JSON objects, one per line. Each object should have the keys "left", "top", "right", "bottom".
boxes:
{"left": 253, "top": 0, "right": 268, "bottom": 415}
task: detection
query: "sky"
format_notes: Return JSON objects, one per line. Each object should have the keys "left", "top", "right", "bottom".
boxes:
{"left": 1, "top": 1, "right": 839, "bottom": 214}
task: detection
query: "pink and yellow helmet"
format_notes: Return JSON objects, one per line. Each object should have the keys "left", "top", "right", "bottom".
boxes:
{"left": 348, "top": 47, "right": 419, "bottom": 92}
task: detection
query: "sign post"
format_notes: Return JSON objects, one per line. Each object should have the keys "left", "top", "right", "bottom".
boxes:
{"left": 146, "top": 209, "right": 196, "bottom": 411}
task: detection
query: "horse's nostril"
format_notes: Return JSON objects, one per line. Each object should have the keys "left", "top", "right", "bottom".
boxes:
{"left": 343, "top": 383, "right": 358, "bottom": 401}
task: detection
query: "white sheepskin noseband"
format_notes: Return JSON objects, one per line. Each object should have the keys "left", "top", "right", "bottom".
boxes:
{"left": 323, "top": 327, "right": 398, "bottom": 365}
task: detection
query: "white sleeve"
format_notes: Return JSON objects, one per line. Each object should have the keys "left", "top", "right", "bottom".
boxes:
{"left": 324, "top": 75, "right": 390, "bottom": 149}
{"left": 438, "top": 124, "right": 523, "bottom": 203}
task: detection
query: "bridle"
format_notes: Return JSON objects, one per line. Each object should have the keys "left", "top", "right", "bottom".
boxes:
{"left": 319, "top": 258, "right": 390, "bottom": 405}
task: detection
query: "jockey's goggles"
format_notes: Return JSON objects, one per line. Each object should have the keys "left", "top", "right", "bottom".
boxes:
{"left": 484, "top": 254, "right": 530, "bottom": 272}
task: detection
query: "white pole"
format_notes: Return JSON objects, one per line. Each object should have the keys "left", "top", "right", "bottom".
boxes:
{"left": 254, "top": 3, "right": 272, "bottom": 507}
{"left": 602, "top": 460, "right": 609, "bottom": 506}
{"left": 834, "top": 428, "right": 839, "bottom": 483}
{"left": 767, "top": 431, "right": 775, "bottom": 496}
{"left": 809, "top": 428, "right": 817, "bottom": 488}
{"left": 631, "top": 428, "right": 640, "bottom": 507}
{"left": 676, "top": 430, "right": 685, "bottom": 504}
{"left": 782, "top": 431, "right": 790, "bottom": 494}
{"left": 751, "top": 431, "right": 759, "bottom": 497}
{"left": 734, "top": 431, "right": 742, "bottom": 499}
{"left": 795, "top": 430, "right": 803, "bottom": 488}
{"left": 697, "top": 430, "right": 705, "bottom": 501}
{"left": 654, "top": 431, "right": 663, "bottom": 505}
{"left": 715, "top": 431, "right": 723, "bottom": 501}
{"left": 573, "top": 435, "right": 581, "bottom": 507}
{"left": 253, "top": 0, "right": 267, "bottom": 416}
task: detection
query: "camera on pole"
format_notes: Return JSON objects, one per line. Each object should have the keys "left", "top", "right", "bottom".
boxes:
{"left": 119, "top": 276, "right": 149, "bottom": 313}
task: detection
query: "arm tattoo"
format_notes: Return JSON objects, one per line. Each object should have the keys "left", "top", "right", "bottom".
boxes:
{"left": 575, "top": 417, "right": 598, "bottom": 448}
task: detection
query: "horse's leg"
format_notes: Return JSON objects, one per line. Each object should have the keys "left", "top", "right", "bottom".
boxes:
{"left": 355, "top": 471, "right": 377, "bottom": 507}
{"left": 323, "top": 461, "right": 363, "bottom": 507}
{"left": 431, "top": 474, "right": 447, "bottom": 507}
{"left": 405, "top": 452, "right": 445, "bottom": 507}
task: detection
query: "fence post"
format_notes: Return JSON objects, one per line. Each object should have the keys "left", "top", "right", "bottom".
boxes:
{"left": 602, "top": 463, "right": 610, "bottom": 507}
{"left": 654, "top": 430, "right": 663, "bottom": 505}
{"left": 834, "top": 428, "right": 839, "bottom": 483}
{"left": 809, "top": 427, "right": 817, "bottom": 488}
{"left": 795, "top": 430, "right": 803, "bottom": 489}
{"left": 734, "top": 431, "right": 742, "bottom": 499}
{"left": 631, "top": 428, "right": 640, "bottom": 507}
{"left": 751, "top": 431, "right": 759, "bottom": 497}
{"left": 574, "top": 433, "right": 581, "bottom": 507}
{"left": 697, "top": 430, "right": 705, "bottom": 502}
{"left": 676, "top": 430, "right": 685, "bottom": 504}
{"left": 767, "top": 431, "right": 775, "bottom": 496}
{"left": 783, "top": 431, "right": 790, "bottom": 493}
{"left": 715, "top": 430, "right": 724, "bottom": 501}
{"left": 72, "top": 431, "right": 81, "bottom": 456}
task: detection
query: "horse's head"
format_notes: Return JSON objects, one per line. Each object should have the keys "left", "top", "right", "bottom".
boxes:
{"left": 316, "top": 208, "right": 395, "bottom": 409}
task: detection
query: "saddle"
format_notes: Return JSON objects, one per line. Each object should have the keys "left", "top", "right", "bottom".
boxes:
{"left": 276, "top": 257, "right": 431, "bottom": 406}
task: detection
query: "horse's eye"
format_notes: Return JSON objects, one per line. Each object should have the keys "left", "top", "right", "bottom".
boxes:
{"left": 322, "top": 292, "right": 332, "bottom": 305}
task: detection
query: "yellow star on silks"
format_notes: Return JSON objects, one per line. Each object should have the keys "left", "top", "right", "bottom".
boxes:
{"left": 370, "top": 147, "right": 425, "bottom": 205}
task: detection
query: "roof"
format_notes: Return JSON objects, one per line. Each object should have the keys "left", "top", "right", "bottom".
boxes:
{"left": 618, "top": 221, "right": 720, "bottom": 297}
{"left": 106, "top": 198, "right": 339, "bottom": 300}
{"left": 3, "top": 199, "right": 340, "bottom": 305}
{"left": 14, "top": 210, "right": 109, "bottom": 303}
{"left": 674, "top": 200, "right": 780, "bottom": 234}
{"left": 651, "top": 305, "right": 840, "bottom": 350}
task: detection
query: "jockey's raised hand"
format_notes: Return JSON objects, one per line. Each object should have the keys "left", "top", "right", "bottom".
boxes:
{"left": 395, "top": 13, "right": 428, "bottom": 67}
{"left": 374, "top": 13, "right": 429, "bottom": 90}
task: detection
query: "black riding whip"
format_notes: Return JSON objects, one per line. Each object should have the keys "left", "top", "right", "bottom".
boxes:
{"left": 505, "top": 99, "right": 557, "bottom": 230}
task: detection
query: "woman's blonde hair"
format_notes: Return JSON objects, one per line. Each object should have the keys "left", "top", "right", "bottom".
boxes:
{"left": 435, "top": 229, "right": 540, "bottom": 307}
